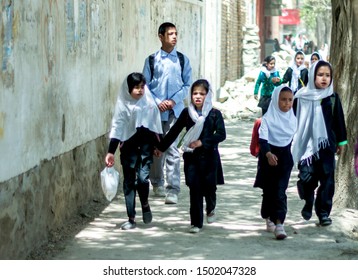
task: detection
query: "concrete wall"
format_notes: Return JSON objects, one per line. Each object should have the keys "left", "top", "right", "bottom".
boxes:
{"left": 0, "top": 0, "right": 204, "bottom": 259}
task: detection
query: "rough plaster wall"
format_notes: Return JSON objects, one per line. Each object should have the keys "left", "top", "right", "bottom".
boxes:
{"left": 0, "top": 0, "right": 202, "bottom": 259}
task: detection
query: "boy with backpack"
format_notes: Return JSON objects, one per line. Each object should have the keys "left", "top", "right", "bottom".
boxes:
{"left": 142, "top": 22, "right": 192, "bottom": 205}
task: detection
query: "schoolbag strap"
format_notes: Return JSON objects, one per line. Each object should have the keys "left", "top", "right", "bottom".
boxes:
{"left": 148, "top": 53, "right": 155, "bottom": 81}
{"left": 330, "top": 92, "right": 336, "bottom": 116}
{"left": 149, "top": 52, "right": 185, "bottom": 82}
{"left": 177, "top": 51, "right": 185, "bottom": 82}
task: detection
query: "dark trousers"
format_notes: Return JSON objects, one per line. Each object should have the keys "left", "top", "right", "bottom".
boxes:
{"left": 260, "top": 145, "right": 293, "bottom": 224}
{"left": 189, "top": 183, "right": 216, "bottom": 228}
{"left": 299, "top": 156, "right": 335, "bottom": 219}
{"left": 121, "top": 142, "right": 153, "bottom": 220}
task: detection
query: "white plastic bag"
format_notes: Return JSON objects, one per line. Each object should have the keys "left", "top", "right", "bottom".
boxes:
{"left": 100, "top": 167, "right": 119, "bottom": 201}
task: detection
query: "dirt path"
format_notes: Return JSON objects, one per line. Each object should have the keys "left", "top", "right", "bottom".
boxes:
{"left": 41, "top": 120, "right": 358, "bottom": 260}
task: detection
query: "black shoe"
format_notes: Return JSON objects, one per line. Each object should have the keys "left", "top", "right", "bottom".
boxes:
{"left": 320, "top": 216, "right": 332, "bottom": 226}
{"left": 142, "top": 210, "right": 152, "bottom": 224}
{"left": 142, "top": 204, "right": 152, "bottom": 224}
{"left": 301, "top": 202, "right": 313, "bottom": 221}
{"left": 121, "top": 220, "right": 136, "bottom": 230}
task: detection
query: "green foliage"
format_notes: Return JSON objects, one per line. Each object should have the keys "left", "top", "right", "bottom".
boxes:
{"left": 300, "top": 0, "right": 331, "bottom": 33}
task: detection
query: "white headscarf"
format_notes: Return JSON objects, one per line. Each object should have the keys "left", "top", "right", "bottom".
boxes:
{"left": 259, "top": 85, "right": 297, "bottom": 147}
{"left": 291, "top": 61, "right": 333, "bottom": 164}
{"left": 109, "top": 75, "right": 163, "bottom": 141}
{"left": 290, "top": 51, "right": 306, "bottom": 92}
{"left": 261, "top": 66, "right": 278, "bottom": 79}
{"left": 309, "top": 52, "right": 322, "bottom": 67}
{"left": 180, "top": 81, "right": 213, "bottom": 153}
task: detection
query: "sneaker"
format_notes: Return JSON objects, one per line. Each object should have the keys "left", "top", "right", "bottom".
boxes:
{"left": 121, "top": 220, "right": 136, "bottom": 230}
{"left": 153, "top": 186, "right": 166, "bottom": 197}
{"left": 319, "top": 216, "right": 332, "bottom": 226}
{"left": 189, "top": 226, "right": 200, "bottom": 233}
{"left": 274, "top": 224, "right": 287, "bottom": 240}
{"left": 165, "top": 193, "right": 178, "bottom": 204}
{"left": 266, "top": 218, "right": 275, "bottom": 233}
{"left": 142, "top": 206, "right": 152, "bottom": 224}
{"left": 207, "top": 211, "right": 216, "bottom": 224}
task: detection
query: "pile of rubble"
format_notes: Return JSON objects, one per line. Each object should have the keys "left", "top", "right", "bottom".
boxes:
{"left": 214, "top": 44, "right": 296, "bottom": 121}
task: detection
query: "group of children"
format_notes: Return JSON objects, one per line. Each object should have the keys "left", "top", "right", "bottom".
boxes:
{"left": 104, "top": 22, "right": 226, "bottom": 234}
{"left": 254, "top": 51, "right": 348, "bottom": 239}
{"left": 105, "top": 74, "right": 226, "bottom": 233}
{"left": 103, "top": 24, "right": 349, "bottom": 239}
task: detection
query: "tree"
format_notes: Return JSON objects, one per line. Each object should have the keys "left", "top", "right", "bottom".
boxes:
{"left": 330, "top": 0, "right": 358, "bottom": 209}
{"left": 300, "top": 0, "right": 331, "bottom": 50}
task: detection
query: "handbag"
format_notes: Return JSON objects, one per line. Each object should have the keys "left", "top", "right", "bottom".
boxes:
{"left": 100, "top": 167, "right": 119, "bottom": 201}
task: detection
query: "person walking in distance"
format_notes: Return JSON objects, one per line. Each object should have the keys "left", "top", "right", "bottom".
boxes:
{"left": 143, "top": 22, "right": 192, "bottom": 204}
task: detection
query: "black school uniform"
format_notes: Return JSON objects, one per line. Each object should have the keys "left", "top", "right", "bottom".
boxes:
{"left": 157, "top": 107, "right": 226, "bottom": 228}
{"left": 294, "top": 93, "right": 347, "bottom": 220}
{"left": 109, "top": 127, "right": 159, "bottom": 219}
{"left": 281, "top": 67, "right": 308, "bottom": 93}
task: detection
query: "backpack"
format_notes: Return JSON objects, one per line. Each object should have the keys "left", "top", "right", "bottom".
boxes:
{"left": 250, "top": 118, "right": 261, "bottom": 157}
{"left": 148, "top": 51, "right": 185, "bottom": 81}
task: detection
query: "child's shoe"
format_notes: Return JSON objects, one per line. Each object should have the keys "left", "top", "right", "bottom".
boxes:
{"left": 274, "top": 224, "right": 287, "bottom": 240}
{"left": 265, "top": 218, "right": 275, "bottom": 233}
{"left": 121, "top": 220, "right": 136, "bottom": 230}
{"left": 207, "top": 210, "right": 216, "bottom": 224}
{"left": 189, "top": 226, "right": 200, "bottom": 233}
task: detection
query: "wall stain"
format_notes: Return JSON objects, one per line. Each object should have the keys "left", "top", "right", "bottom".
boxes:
{"left": 0, "top": 112, "right": 5, "bottom": 139}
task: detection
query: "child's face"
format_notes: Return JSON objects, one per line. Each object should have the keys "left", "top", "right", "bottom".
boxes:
{"left": 267, "top": 60, "right": 275, "bottom": 70}
{"left": 278, "top": 90, "right": 294, "bottom": 112}
{"left": 311, "top": 55, "right": 319, "bottom": 64}
{"left": 191, "top": 85, "right": 207, "bottom": 110}
{"left": 295, "top": 54, "right": 304, "bottom": 66}
{"left": 315, "top": 66, "right": 331, "bottom": 89}
{"left": 130, "top": 82, "right": 145, "bottom": 100}
{"left": 160, "top": 27, "right": 177, "bottom": 49}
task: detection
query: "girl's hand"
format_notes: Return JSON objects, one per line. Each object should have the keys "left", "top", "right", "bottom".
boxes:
{"left": 189, "top": 140, "right": 202, "bottom": 149}
{"left": 266, "top": 152, "right": 278, "bottom": 166}
{"left": 272, "top": 77, "right": 280, "bottom": 83}
{"left": 336, "top": 145, "right": 344, "bottom": 155}
{"left": 153, "top": 148, "right": 162, "bottom": 157}
{"left": 105, "top": 153, "right": 115, "bottom": 167}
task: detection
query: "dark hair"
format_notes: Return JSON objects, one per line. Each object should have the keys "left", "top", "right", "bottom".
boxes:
{"left": 314, "top": 60, "right": 333, "bottom": 86}
{"left": 295, "top": 51, "right": 305, "bottom": 58}
{"left": 191, "top": 79, "right": 210, "bottom": 94}
{"left": 280, "top": 86, "right": 293, "bottom": 94}
{"left": 310, "top": 53, "right": 320, "bottom": 62}
{"left": 158, "top": 22, "right": 176, "bottom": 36}
{"left": 127, "top": 72, "right": 146, "bottom": 94}
{"left": 263, "top": 55, "right": 275, "bottom": 67}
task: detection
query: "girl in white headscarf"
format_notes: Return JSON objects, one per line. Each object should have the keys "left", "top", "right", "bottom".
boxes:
{"left": 280, "top": 51, "right": 308, "bottom": 94}
{"left": 105, "top": 72, "right": 162, "bottom": 230}
{"left": 257, "top": 85, "right": 297, "bottom": 240}
{"left": 155, "top": 79, "right": 226, "bottom": 233}
{"left": 292, "top": 60, "right": 347, "bottom": 227}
